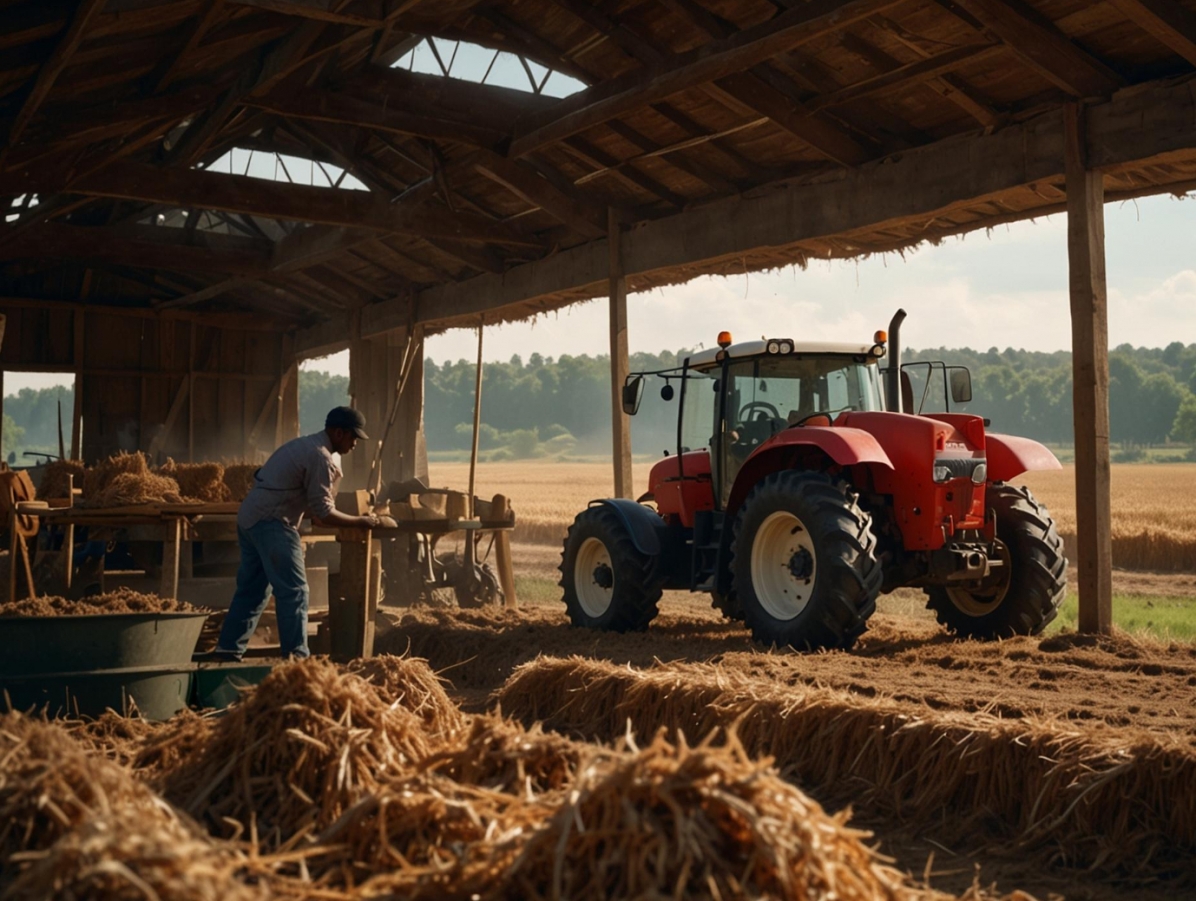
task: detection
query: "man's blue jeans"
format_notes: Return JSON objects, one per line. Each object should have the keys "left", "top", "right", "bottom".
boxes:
{"left": 217, "top": 520, "right": 310, "bottom": 659}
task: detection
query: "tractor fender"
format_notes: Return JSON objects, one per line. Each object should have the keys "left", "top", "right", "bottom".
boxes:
{"left": 587, "top": 498, "right": 664, "bottom": 556}
{"left": 985, "top": 433, "right": 1062, "bottom": 481}
{"left": 727, "top": 428, "right": 894, "bottom": 514}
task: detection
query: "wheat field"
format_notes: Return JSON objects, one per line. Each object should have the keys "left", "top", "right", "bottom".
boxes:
{"left": 429, "top": 461, "right": 1196, "bottom": 573}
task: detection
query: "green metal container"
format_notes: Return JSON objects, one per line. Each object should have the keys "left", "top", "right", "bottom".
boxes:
{"left": 0, "top": 612, "right": 209, "bottom": 721}
{"left": 1, "top": 664, "right": 196, "bottom": 721}
{"left": 194, "top": 663, "right": 274, "bottom": 710}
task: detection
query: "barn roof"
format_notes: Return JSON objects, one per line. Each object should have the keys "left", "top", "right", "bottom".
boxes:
{"left": 2, "top": 0, "right": 1195, "bottom": 346}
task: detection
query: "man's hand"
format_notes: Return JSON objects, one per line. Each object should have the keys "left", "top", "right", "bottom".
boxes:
{"left": 357, "top": 513, "right": 379, "bottom": 528}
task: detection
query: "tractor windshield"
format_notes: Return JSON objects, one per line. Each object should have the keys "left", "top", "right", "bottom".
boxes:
{"left": 719, "top": 354, "right": 881, "bottom": 504}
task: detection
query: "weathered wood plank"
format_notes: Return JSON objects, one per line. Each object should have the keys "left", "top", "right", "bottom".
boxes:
{"left": 1065, "top": 102, "right": 1113, "bottom": 635}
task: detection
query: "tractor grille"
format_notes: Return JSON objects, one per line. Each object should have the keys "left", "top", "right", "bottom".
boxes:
{"left": 933, "top": 456, "right": 986, "bottom": 482}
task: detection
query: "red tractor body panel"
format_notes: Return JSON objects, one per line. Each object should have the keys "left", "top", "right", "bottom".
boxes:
{"left": 985, "top": 433, "right": 1063, "bottom": 481}
{"left": 649, "top": 451, "right": 714, "bottom": 528}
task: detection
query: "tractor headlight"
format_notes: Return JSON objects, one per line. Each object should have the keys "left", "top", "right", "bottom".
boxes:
{"left": 971, "top": 462, "right": 987, "bottom": 484}
{"left": 766, "top": 340, "right": 780, "bottom": 354}
{"left": 933, "top": 465, "right": 952, "bottom": 483}
{"left": 779, "top": 340, "right": 793, "bottom": 354}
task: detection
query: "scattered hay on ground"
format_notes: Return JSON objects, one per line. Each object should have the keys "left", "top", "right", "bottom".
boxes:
{"left": 345, "top": 654, "right": 467, "bottom": 739}
{"left": 158, "top": 459, "right": 232, "bottom": 503}
{"left": 496, "top": 656, "right": 1196, "bottom": 884}
{"left": 2, "top": 809, "right": 264, "bottom": 901}
{"left": 222, "top": 463, "right": 258, "bottom": 502}
{"left": 421, "top": 713, "right": 590, "bottom": 796}
{"left": 0, "top": 589, "right": 207, "bottom": 617}
{"left": 37, "top": 459, "right": 85, "bottom": 500}
{"left": 501, "top": 729, "right": 928, "bottom": 901}
{"left": 160, "top": 658, "right": 433, "bottom": 847}
{"left": 0, "top": 714, "right": 178, "bottom": 886}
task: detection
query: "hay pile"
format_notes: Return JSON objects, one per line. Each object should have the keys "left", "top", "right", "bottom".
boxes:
{"left": 158, "top": 459, "right": 232, "bottom": 503}
{"left": 80, "top": 452, "right": 184, "bottom": 508}
{"left": 0, "top": 589, "right": 206, "bottom": 617}
{"left": 503, "top": 730, "right": 922, "bottom": 901}
{"left": 37, "top": 459, "right": 85, "bottom": 500}
{"left": 345, "top": 654, "right": 467, "bottom": 739}
{"left": 160, "top": 658, "right": 439, "bottom": 846}
{"left": 223, "top": 463, "right": 258, "bottom": 502}
{"left": 498, "top": 656, "right": 1196, "bottom": 883}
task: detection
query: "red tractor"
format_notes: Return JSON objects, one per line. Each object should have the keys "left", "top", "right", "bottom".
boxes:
{"left": 560, "top": 311, "right": 1067, "bottom": 649}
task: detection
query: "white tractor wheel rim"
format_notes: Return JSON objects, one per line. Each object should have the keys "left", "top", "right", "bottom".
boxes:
{"left": 575, "top": 536, "right": 614, "bottom": 617}
{"left": 750, "top": 510, "right": 817, "bottom": 621}
{"left": 946, "top": 539, "right": 1012, "bottom": 616}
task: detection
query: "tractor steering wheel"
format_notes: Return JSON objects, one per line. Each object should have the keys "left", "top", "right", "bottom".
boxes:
{"left": 738, "top": 400, "right": 780, "bottom": 422}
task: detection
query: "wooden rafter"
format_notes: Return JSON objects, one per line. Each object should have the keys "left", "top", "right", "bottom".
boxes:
{"left": 944, "top": 0, "right": 1124, "bottom": 97}
{"left": 1109, "top": 0, "right": 1196, "bottom": 67}
{"left": 3, "top": 0, "right": 107, "bottom": 155}
{"left": 508, "top": 0, "right": 903, "bottom": 157}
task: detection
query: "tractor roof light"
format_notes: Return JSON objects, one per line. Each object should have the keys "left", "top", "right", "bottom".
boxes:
{"left": 874, "top": 330, "right": 887, "bottom": 344}
{"left": 717, "top": 331, "right": 733, "bottom": 348}
{"left": 779, "top": 340, "right": 793, "bottom": 354}
{"left": 766, "top": 340, "right": 781, "bottom": 354}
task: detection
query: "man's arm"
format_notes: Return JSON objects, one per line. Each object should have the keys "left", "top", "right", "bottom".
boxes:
{"left": 307, "top": 460, "right": 377, "bottom": 529}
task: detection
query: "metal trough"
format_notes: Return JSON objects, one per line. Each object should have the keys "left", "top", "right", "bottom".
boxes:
{"left": 0, "top": 612, "right": 209, "bottom": 720}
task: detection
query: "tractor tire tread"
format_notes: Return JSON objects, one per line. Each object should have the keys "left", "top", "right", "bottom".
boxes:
{"left": 559, "top": 505, "right": 664, "bottom": 633}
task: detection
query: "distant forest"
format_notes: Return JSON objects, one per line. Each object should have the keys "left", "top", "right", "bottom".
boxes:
{"left": 5, "top": 342, "right": 1196, "bottom": 461}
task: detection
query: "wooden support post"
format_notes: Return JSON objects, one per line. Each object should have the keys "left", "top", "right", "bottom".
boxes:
{"left": 492, "top": 493, "right": 517, "bottom": 609}
{"left": 608, "top": 208, "right": 633, "bottom": 499}
{"left": 1064, "top": 103, "right": 1113, "bottom": 635}
{"left": 63, "top": 523, "right": 74, "bottom": 591}
{"left": 160, "top": 517, "right": 182, "bottom": 599}
{"left": 331, "top": 529, "right": 377, "bottom": 660}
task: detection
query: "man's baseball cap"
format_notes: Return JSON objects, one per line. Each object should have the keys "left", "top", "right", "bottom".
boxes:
{"left": 325, "top": 406, "right": 369, "bottom": 439}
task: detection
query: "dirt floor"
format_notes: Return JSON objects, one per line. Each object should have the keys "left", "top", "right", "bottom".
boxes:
{"left": 372, "top": 543, "right": 1196, "bottom": 901}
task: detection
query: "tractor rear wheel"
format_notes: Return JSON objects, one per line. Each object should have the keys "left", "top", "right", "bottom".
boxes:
{"left": 560, "top": 506, "right": 663, "bottom": 632}
{"left": 925, "top": 483, "right": 1066, "bottom": 639}
{"left": 731, "top": 471, "right": 881, "bottom": 650}
{"left": 923, "top": 481, "right": 1066, "bottom": 636}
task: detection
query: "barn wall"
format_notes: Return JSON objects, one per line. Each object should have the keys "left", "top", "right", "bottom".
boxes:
{"left": 0, "top": 301, "right": 299, "bottom": 464}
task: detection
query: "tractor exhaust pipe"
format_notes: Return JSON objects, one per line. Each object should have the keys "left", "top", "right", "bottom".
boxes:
{"left": 886, "top": 308, "right": 907, "bottom": 413}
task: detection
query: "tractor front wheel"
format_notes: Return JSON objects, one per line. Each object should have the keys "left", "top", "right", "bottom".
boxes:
{"left": 560, "top": 506, "right": 663, "bottom": 632}
{"left": 924, "top": 483, "right": 1066, "bottom": 639}
{"left": 731, "top": 471, "right": 881, "bottom": 650}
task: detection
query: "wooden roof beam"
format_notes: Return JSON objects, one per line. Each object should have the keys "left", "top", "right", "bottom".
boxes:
{"left": 225, "top": 0, "right": 388, "bottom": 28}
{"left": 0, "top": 221, "right": 273, "bottom": 276}
{"left": 2, "top": 0, "right": 107, "bottom": 156}
{"left": 943, "top": 0, "right": 1124, "bottom": 97}
{"left": 508, "top": 0, "right": 904, "bottom": 157}
{"left": 472, "top": 148, "right": 609, "bottom": 237}
{"left": 1108, "top": 0, "right": 1196, "bottom": 67}
{"left": 560, "top": 136, "right": 686, "bottom": 209}
{"left": 1, "top": 160, "right": 544, "bottom": 248}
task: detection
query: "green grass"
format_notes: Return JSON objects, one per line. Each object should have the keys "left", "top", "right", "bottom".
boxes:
{"left": 1051, "top": 593, "right": 1196, "bottom": 642}
{"left": 513, "top": 574, "right": 563, "bottom": 605}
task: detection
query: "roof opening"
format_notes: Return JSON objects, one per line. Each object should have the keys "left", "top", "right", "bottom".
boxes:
{"left": 394, "top": 37, "right": 585, "bottom": 98}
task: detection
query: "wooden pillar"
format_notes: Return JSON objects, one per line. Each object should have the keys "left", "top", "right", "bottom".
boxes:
{"left": 71, "top": 309, "right": 84, "bottom": 459}
{"left": 160, "top": 517, "right": 182, "bottom": 599}
{"left": 1065, "top": 103, "right": 1113, "bottom": 635}
{"left": 608, "top": 208, "right": 633, "bottom": 499}
{"left": 331, "top": 529, "right": 377, "bottom": 660}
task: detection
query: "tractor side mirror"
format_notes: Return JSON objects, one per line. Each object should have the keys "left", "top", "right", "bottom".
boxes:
{"left": 949, "top": 367, "right": 973, "bottom": 404}
{"left": 660, "top": 383, "right": 675, "bottom": 401}
{"left": 622, "top": 376, "right": 645, "bottom": 415}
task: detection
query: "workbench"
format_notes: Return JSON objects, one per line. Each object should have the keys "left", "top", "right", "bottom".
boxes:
{"left": 18, "top": 502, "right": 516, "bottom": 661}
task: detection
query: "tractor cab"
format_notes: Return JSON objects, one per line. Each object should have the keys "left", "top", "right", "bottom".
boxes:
{"left": 573, "top": 311, "right": 1066, "bottom": 653}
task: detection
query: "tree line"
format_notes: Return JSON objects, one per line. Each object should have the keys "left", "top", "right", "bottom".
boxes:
{"left": 4, "top": 342, "right": 1195, "bottom": 462}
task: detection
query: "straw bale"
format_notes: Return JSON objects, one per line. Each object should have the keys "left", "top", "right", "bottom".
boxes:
{"left": 161, "top": 658, "right": 433, "bottom": 847}
{"left": 38, "top": 460, "right": 85, "bottom": 500}
{"left": 345, "top": 654, "right": 467, "bottom": 740}
{"left": 158, "top": 459, "right": 232, "bottom": 503}
{"left": 223, "top": 463, "right": 258, "bottom": 502}
{"left": 68, "top": 711, "right": 159, "bottom": 768}
{"left": 421, "top": 714, "right": 591, "bottom": 795}
{"left": 2, "top": 808, "right": 264, "bottom": 901}
{"left": 501, "top": 729, "right": 921, "bottom": 901}
{"left": 497, "top": 657, "right": 1196, "bottom": 884}
{"left": 0, "top": 589, "right": 207, "bottom": 617}
{"left": 0, "top": 714, "right": 178, "bottom": 885}
{"left": 81, "top": 451, "right": 148, "bottom": 499}
{"left": 82, "top": 471, "right": 184, "bottom": 508}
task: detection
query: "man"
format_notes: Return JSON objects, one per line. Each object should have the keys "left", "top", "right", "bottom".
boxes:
{"left": 213, "top": 406, "right": 378, "bottom": 661}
